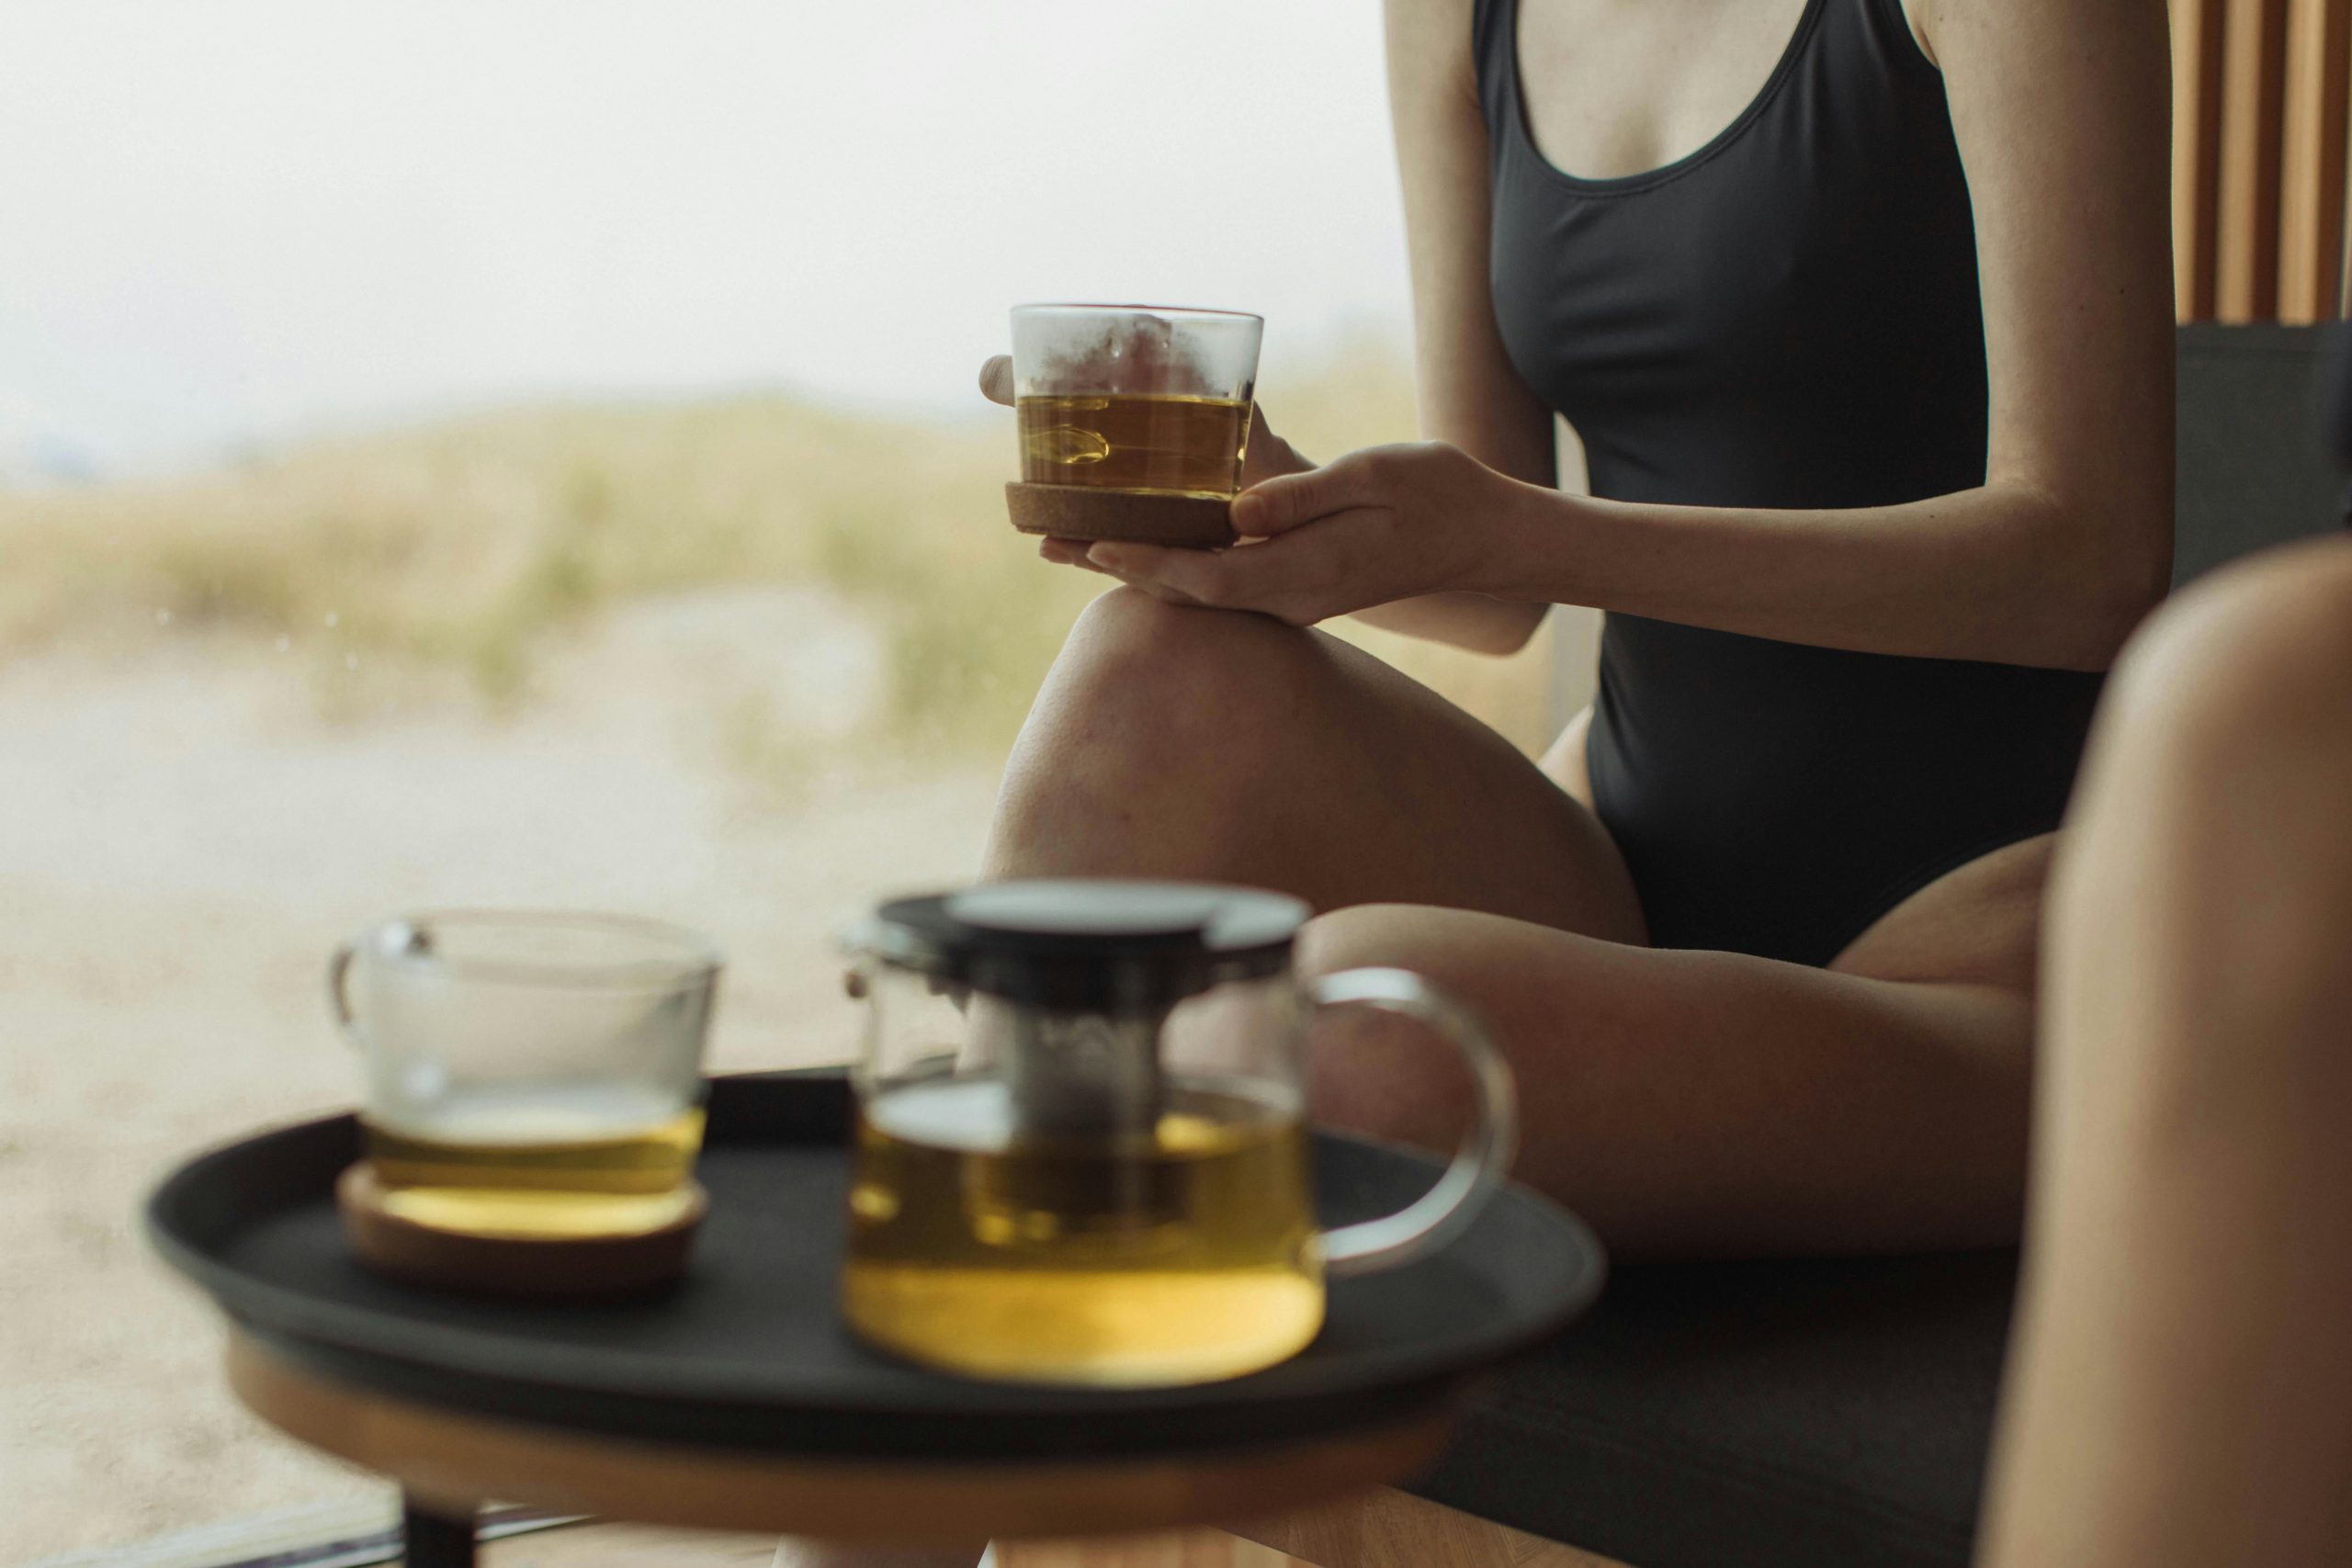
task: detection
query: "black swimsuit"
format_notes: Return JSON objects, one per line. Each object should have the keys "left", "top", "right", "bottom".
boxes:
{"left": 1476, "top": 0, "right": 2105, "bottom": 966}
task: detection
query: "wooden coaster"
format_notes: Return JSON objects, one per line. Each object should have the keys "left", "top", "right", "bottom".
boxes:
{"left": 1006, "top": 481, "right": 1236, "bottom": 550}
{"left": 336, "top": 1163, "right": 706, "bottom": 1300}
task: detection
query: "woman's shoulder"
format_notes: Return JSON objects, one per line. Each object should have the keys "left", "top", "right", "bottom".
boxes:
{"left": 1385, "top": 0, "right": 1493, "bottom": 127}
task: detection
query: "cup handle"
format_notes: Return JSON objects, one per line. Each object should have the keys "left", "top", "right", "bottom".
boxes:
{"left": 326, "top": 942, "right": 363, "bottom": 1048}
{"left": 1310, "top": 966, "right": 1519, "bottom": 1279}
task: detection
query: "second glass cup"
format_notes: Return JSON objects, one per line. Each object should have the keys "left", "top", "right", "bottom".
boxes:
{"left": 329, "top": 910, "right": 721, "bottom": 1241}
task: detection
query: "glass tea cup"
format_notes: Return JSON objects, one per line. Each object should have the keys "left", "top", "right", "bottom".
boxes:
{"left": 838, "top": 880, "right": 1516, "bottom": 1388}
{"left": 1010, "top": 304, "right": 1263, "bottom": 501}
{"left": 328, "top": 910, "right": 721, "bottom": 1240}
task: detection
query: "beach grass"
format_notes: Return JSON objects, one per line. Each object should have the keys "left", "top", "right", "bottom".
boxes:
{"left": 0, "top": 336, "right": 1554, "bottom": 755}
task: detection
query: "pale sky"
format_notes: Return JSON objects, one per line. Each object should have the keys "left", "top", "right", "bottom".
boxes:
{"left": 0, "top": 1, "right": 1412, "bottom": 478}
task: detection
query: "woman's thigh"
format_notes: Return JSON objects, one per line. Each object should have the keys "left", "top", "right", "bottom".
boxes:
{"left": 1829, "top": 832, "right": 2059, "bottom": 993}
{"left": 987, "top": 588, "right": 1645, "bottom": 942}
{"left": 1301, "top": 893, "right": 2041, "bottom": 1258}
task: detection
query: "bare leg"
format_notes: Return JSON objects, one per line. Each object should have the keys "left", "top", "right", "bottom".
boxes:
{"left": 1297, "top": 883, "right": 2038, "bottom": 1257}
{"left": 1977, "top": 540, "right": 2352, "bottom": 1567}
{"left": 984, "top": 589, "right": 1644, "bottom": 940}
{"left": 989, "top": 589, "right": 2046, "bottom": 1256}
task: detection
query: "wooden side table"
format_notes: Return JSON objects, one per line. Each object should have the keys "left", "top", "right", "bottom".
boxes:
{"left": 157, "top": 1079, "right": 1603, "bottom": 1568}
{"left": 228, "top": 1330, "right": 1453, "bottom": 1567}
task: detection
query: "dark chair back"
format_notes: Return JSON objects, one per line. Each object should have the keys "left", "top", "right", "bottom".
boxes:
{"left": 2175, "top": 322, "right": 2346, "bottom": 586}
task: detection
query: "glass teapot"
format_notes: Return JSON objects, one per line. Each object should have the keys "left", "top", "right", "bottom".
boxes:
{"left": 839, "top": 878, "right": 1516, "bottom": 1387}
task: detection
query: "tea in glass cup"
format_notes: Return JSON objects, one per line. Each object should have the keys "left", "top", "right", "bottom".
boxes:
{"left": 1004, "top": 306, "right": 1263, "bottom": 548}
{"left": 1011, "top": 305, "right": 1261, "bottom": 500}
{"left": 330, "top": 911, "right": 721, "bottom": 1241}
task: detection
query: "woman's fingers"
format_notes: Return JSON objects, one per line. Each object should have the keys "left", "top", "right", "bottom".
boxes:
{"left": 1037, "top": 536, "right": 1108, "bottom": 570}
{"left": 978, "top": 355, "right": 1014, "bottom": 407}
{"left": 1080, "top": 543, "right": 1218, "bottom": 607}
{"left": 1085, "top": 537, "right": 1329, "bottom": 622}
{"left": 1231, "top": 448, "right": 1383, "bottom": 537}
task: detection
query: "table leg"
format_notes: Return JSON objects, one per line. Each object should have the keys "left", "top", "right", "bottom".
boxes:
{"left": 401, "top": 1495, "right": 477, "bottom": 1568}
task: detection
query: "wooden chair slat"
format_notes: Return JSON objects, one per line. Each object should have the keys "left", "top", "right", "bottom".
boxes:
{"left": 2177, "top": 0, "right": 2231, "bottom": 320}
{"left": 2278, "top": 0, "right": 2351, "bottom": 320}
{"left": 2216, "top": 0, "right": 2290, "bottom": 321}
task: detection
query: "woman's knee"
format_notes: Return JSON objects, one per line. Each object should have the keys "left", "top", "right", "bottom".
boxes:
{"left": 988, "top": 590, "right": 1335, "bottom": 870}
{"left": 2054, "top": 539, "right": 2352, "bottom": 1089}
{"left": 2064, "top": 543, "right": 2352, "bottom": 928}
{"left": 2098, "top": 538, "right": 2352, "bottom": 774}
{"left": 1045, "top": 590, "right": 1326, "bottom": 749}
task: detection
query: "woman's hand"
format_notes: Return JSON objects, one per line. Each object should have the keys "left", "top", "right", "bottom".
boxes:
{"left": 1064, "top": 441, "right": 1543, "bottom": 626}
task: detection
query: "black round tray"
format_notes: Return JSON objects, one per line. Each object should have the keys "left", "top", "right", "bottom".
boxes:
{"left": 149, "top": 1073, "right": 1603, "bottom": 1461}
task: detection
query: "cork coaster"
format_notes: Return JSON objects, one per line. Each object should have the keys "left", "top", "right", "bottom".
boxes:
{"left": 1006, "top": 481, "right": 1236, "bottom": 550}
{"left": 337, "top": 1163, "right": 706, "bottom": 1299}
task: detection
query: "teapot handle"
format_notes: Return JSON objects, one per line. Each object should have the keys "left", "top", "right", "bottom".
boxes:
{"left": 1309, "top": 967, "right": 1519, "bottom": 1278}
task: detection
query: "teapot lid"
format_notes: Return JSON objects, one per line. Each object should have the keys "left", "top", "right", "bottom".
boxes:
{"left": 866, "top": 879, "right": 1308, "bottom": 1011}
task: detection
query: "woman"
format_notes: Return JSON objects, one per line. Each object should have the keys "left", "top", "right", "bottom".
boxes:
{"left": 981, "top": 0, "right": 2171, "bottom": 1257}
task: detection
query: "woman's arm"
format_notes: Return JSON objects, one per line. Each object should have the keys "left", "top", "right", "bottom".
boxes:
{"left": 1008, "top": 0, "right": 1551, "bottom": 657}
{"left": 986, "top": 0, "right": 1548, "bottom": 659}
{"left": 1498, "top": 0, "right": 2176, "bottom": 670}
{"left": 1086, "top": 0, "right": 2173, "bottom": 672}
{"left": 1346, "top": 0, "right": 1553, "bottom": 657}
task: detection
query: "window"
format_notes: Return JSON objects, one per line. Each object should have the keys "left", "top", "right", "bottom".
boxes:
{"left": 0, "top": 6, "right": 1555, "bottom": 1561}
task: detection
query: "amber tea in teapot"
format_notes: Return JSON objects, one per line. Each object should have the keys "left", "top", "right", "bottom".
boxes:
{"left": 839, "top": 881, "right": 1516, "bottom": 1387}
